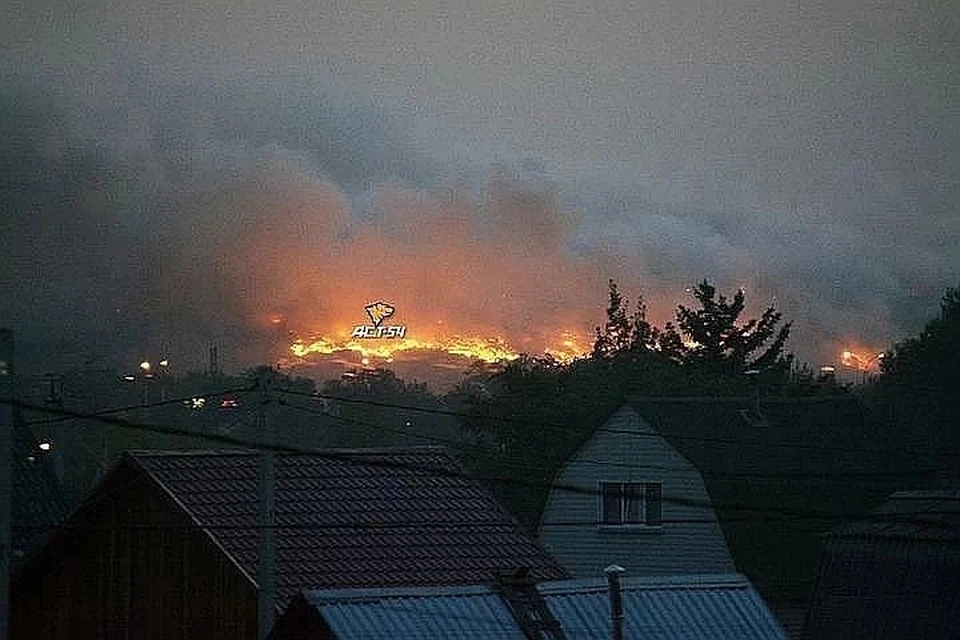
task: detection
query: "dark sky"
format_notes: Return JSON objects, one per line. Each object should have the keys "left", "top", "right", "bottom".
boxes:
{"left": 1, "top": 0, "right": 957, "bottom": 376}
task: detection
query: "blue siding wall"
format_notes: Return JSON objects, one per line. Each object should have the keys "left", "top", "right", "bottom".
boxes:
{"left": 537, "top": 406, "right": 736, "bottom": 577}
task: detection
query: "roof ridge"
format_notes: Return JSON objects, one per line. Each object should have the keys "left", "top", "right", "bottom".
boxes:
{"left": 305, "top": 583, "right": 500, "bottom": 603}
{"left": 302, "top": 573, "right": 755, "bottom": 603}
{"left": 536, "top": 573, "right": 752, "bottom": 595}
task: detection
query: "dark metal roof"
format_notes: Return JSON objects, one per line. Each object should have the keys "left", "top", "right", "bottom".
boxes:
{"left": 291, "top": 574, "right": 787, "bottom": 639}
{"left": 804, "top": 491, "right": 960, "bottom": 639}
{"left": 827, "top": 490, "right": 960, "bottom": 541}
{"left": 126, "top": 447, "right": 568, "bottom": 609}
{"left": 617, "top": 396, "right": 931, "bottom": 607}
{"left": 305, "top": 584, "right": 525, "bottom": 640}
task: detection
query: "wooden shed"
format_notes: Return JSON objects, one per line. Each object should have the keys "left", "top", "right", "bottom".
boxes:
{"left": 11, "top": 447, "right": 567, "bottom": 639}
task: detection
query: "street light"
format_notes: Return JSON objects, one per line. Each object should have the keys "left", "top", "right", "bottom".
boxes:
{"left": 138, "top": 360, "right": 152, "bottom": 405}
{"left": 157, "top": 359, "right": 170, "bottom": 401}
{"left": 840, "top": 350, "right": 885, "bottom": 384}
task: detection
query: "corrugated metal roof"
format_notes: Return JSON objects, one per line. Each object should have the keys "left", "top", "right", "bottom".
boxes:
{"left": 292, "top": 574, "right": 787, "bottom": 640}
{"left": 306, "top": 586, "right": 526, "bottom": 640}
{"left": 805, "top": 491, "right": 960, "bottom": 639}
{"left": 829, "top": 490, "right": 960, "bottom": 541}
{"left": 540, "top": 574, "right": 787, "bottom": 640}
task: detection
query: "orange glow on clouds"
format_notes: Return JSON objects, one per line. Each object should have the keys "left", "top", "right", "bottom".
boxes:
{"left": 195, "top": 167, "right": 692, "bottom": 374}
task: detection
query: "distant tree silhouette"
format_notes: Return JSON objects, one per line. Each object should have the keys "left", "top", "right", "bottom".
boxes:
{"left": 877, "top": 284, "right": 960, "bottom": 454}
{"left": 592, "top": 279, "right": 658, "bottom": 358}
{"left": 455, "top": 278, "right": 808, "bottom": 527}
{"left": 672, "top": 280, "right": 792, "bottom": 374}
{"left": 593, "top": 279, "right": 792, "bottom": 375}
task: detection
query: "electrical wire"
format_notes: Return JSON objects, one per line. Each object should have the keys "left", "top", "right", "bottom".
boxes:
{"left": 4, "top": 398, "right": 957, "bottom": 531}
{"left": 276, "top": 388, "right": 958, "bottom": 458}
{"left": 279, "top": 398, "right": 941, "bottom": 483}
{"left": 11, "top": 512, "right": 959, "bottom": 532}
{"left": 22, "top": 385, "right": 257, "bottom": 425}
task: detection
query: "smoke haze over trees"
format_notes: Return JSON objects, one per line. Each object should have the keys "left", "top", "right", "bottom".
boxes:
{"left": 2, "top": 0, "right": 959, "bottom": 375}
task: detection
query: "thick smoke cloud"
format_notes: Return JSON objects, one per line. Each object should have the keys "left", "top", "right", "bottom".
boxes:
{"left": 2, "top": 0, "right": 958, "bottom": 376}
{"left": 0, "top": 63, "right": 612, "bottom": 373}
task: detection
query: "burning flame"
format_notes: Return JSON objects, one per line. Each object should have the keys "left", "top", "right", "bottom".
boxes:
{"left": 289, "top": 329, "right": 589, "bottom": 365}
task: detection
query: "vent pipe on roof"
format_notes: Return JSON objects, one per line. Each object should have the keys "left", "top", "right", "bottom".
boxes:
{"left": 604, "top": 564, "right": 626, "bottom": 640}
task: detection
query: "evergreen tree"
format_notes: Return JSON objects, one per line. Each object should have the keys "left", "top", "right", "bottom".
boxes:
{"left": 593, "top": 279, "right": 658, "bottom": 359}
{"left": 672, "top": 280, "right": 791, "bottom": 374}
{"left": 877, "top": 285, "right": 960, "bottom": 452}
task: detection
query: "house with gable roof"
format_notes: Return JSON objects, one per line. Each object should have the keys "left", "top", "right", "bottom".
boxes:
{"left": 11, "top": 446, "right": 568, "bottom": 639}
{"left": 536, "top": 405, "right": 736, "bottom": 578}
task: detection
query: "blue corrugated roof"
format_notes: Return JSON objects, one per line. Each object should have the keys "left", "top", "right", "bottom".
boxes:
{"left": 294, "top": 574, "right": 786, "bottom": 640}
{"left": 305, "top": 585, "right": 526, "bottom": 640}
{"left": 540, "top": 575, "right": 787, "bottom": 640}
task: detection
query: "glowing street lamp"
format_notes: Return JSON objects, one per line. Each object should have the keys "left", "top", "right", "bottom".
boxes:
{"left": 139, "top": 360, "right": 151, "bottom": 373}
{"left": 840, "top": 350, "right": 885, "bottom": 383}
{"left": 841, "top": 350, "right": 884, "bottom": 369}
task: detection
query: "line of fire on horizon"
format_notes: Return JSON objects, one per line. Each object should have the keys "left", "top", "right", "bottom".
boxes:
{"left": 286, "top": 300, "right": 590, "bottom": 366}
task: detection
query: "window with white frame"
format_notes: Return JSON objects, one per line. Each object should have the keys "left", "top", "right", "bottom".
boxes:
{"left": 600, "top": 481, "right": 663, "bottom": 526}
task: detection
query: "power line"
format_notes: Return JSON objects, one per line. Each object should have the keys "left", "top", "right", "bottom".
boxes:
{"left": 11, "top": 379, "right": 938, "bottom": 482}
{"left": 279, "top": 399, "right": 940, "bottom": 483}
{"left": 276, "top": 388, "right": 955, "bottom": 458}
{"left": 277, "top": 387, "right": 950, "bottom": 465}
{"left": 22, "top": 385, "right": 257, "bottom": 426}
{"left": 10, "top": 512, "right": 958, "bottom": 533}
{"left": 4, "top": 399, "right": 953, "bottom": 530}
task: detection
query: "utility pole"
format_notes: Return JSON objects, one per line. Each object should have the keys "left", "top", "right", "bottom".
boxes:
{"left": 257, "top": 369, "right": 277, "bottom": 639}
{"left": 0, "top": 329, "right": 15, "bottom": 640}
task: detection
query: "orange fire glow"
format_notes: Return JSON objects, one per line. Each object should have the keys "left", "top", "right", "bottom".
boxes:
{"left": 210, "top": 171, "right": 686, "bottom": 376}
{"left": 289, "top": 328, "right": 589, "bottom": 365}
{"left": 840, "top": 349, "right": 885, "bottom": 371}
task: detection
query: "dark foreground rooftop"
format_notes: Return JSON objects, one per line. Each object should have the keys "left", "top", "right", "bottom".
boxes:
{"left": 274, "top": 573, "right": 787, "bottom": 640}
{"left": 127, "top": 447, "right": 569, "bottom": 607}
